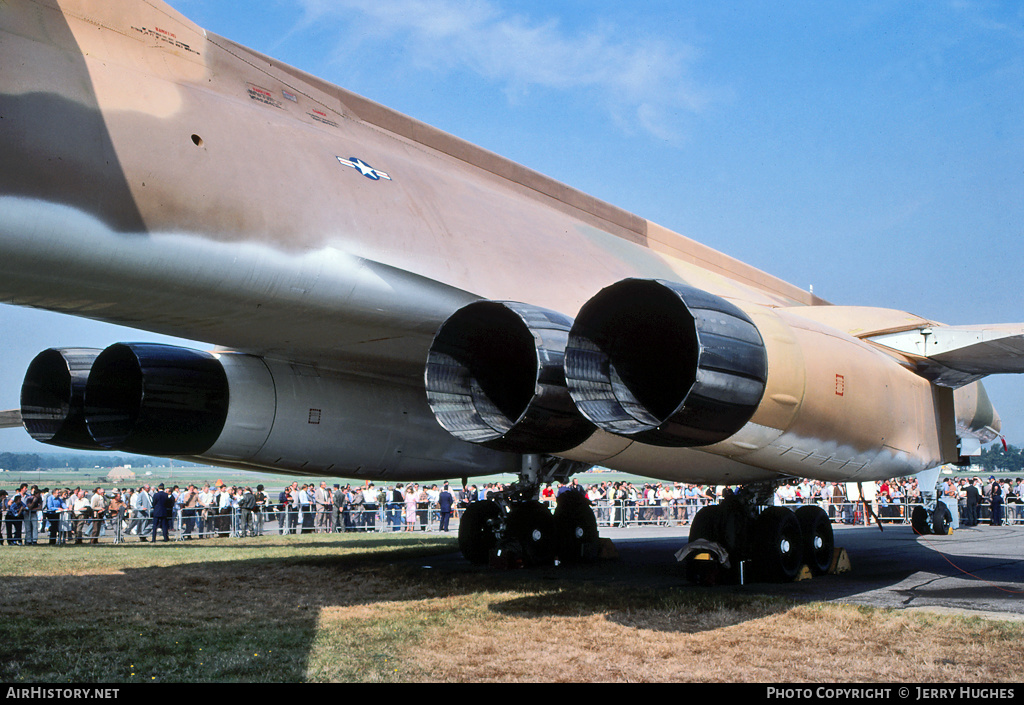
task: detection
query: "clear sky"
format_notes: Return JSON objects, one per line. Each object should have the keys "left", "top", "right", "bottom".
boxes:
{"left": 2, "top": 0, "right": 1023, "bottom": 452}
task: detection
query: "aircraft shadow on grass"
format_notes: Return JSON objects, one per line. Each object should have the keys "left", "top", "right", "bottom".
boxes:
{"left": 2, "top": 525, "right": 1022, "bottom": 681}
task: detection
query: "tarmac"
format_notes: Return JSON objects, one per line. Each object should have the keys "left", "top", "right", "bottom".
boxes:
{"left": 425, "top": 519, "right": 1024, "bottom": 621}
{"left": 598, "top": 521, "right": 1024, "bottom": 620}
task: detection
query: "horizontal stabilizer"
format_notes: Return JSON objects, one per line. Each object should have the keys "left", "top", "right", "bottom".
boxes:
{"left": 871, "top": 324, "right": 1024, "bottom": 387}
{"left": 0, "top": 409, "right": 23, "bottom": 429}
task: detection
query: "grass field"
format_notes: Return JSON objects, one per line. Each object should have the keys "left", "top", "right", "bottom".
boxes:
{"left": 1, "top": 533, "right": 1021, "bottom": 683}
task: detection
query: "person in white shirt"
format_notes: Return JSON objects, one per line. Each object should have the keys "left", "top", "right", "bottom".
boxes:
{"left": 132, "top": 486, "right": 152, "bottom": 541}
{"left": 88, "top": 487, "right": 107, "bottom": 543}
{"left": 72, "top": 489, "right": 91, "bottom": 544}
{"left": 217, "top": 484, "right": 233, "bottom": 537}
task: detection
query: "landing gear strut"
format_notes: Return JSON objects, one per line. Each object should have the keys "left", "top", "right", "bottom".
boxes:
{"left": 910, "top": 466, "right": 956, "bottom": 536}
{"left": 685, "top": 482, "right": 834, "bottom": 583}
{"left": 457, "top": 456, "right": 596, "bottom": 567}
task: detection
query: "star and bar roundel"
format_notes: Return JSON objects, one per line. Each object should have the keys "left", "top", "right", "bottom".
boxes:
{"left": 336, "top": 156, "right": 392, "bottom": 181}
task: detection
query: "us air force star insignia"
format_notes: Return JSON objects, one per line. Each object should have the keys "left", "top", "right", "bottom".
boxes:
{"left": 336, "top": 156, "right": 392, "bottom": 181}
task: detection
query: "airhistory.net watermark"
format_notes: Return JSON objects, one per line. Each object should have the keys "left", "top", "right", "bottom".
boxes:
{"left": 5, "top": 688, "right": 119, "bottom": 700}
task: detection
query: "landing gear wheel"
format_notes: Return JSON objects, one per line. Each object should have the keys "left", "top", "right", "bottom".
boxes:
{"left": 911, "top": 505, "right": 931, "bottom": 535}
{"left": 686, "top": 501, "right": 748, "bottom": 583}
{"left": 458, "top": 500, "right": 501, "bottom": 564}
{"left": 688, "top": 504, "right": 720, "bottom": 543}
{"left": 716, "top": 496, "right": 750, "bottom": 562}
{"left": 506, "top": 501, "right": 556, "bottom": 567}
{"left": 795, "top": 505, "right": 834, "bottom": 576}
{"left": 553, "top": 491, "right": 599, "bottom": 563}
{"left": 690, "top": 497, "right": 748, "bottom": 556}
{"left": 931, "top": 502, "right": 951, "bottom": 536}
{"left": 754, "top": 507, "right": 803, "bottom": 583}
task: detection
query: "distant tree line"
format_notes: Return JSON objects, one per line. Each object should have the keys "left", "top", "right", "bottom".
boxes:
{"left": 971, "top": 444, "right": 1024, "bottom": 475}
{"left": 0, "top": 452, "right": 48, "bottom": 472}
{"left": 0, "top": 452, "right": 201, "bottom": 472}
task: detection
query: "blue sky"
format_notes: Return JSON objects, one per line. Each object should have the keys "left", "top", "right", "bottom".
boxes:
{"left": 2, "top": 0, "right": 1023, "bottom": 452}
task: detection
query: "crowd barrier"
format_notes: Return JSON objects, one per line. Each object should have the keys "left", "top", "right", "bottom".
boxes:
{"left": 3, "top": 497, "right": 1020, "bottom": 546}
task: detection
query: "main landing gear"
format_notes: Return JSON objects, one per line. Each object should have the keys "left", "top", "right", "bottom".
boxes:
{"left": 684, "top": 483, "right": 835, "bottom": 583}
{"left": 458, "top": 456, "right": 598, "bottom": 568}
{"left": 910, "top": 466, "right": 956, "bottom": 536}
{"left": 912, "top": 501, "right": 952, "bottom": 536}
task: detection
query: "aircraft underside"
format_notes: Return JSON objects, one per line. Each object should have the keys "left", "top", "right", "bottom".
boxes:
{"left": 2, "top": 0, "right": 1022, "bottom": 580}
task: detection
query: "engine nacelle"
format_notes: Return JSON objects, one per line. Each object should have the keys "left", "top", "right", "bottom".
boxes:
{"left": 83, "top": 343, "right": 230, "bottom": 454}
{"left": 20, "top": 347, "right": 103, "bottom": 450}
{"left": 23, "top": 342, "right": 517, "bottom": 478}
{"left": 564, "top": 279, "right": 768, "bottom": 447}
{"left": 425, "top": 300, "right": 594, "bottom": 453}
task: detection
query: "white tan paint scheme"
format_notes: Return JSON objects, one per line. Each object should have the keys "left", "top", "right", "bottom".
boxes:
{"left": 1, "top": 0, "right": 1021, "bottom": 486}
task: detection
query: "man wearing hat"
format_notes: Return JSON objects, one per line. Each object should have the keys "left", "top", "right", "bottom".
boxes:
{"left": 151, "top": 484, "right": 173, "bottom": 542}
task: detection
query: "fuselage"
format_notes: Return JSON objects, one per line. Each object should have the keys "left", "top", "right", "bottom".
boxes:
{"left": 0, "top": 0, "right": 999, "bottom": 484}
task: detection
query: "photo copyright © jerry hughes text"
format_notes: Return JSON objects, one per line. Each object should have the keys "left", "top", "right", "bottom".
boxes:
{"left": 766, "top": 687, "right": 1016, "bottom": 700}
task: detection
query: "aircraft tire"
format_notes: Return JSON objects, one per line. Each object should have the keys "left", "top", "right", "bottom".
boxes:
{"left": 931, "top": 502, "right": 952, "bottom": 536}
{"left": 911, "top": 505, "right": 931, "bottom": 535}
{"left": 753, "top": 507, "right": 803, "bottom": 582}
{"left": 795, "top": 505, "right": 834, "bottom": 575}
{"left": 506, "top": 501, "right": 556, "bottom": 567}
{"left": 458, "top": 500, "right": 501, "bottom": 564}
{"left": 688, "top": 500, "right": 748, "bottom": 583}
{"left": 553, "top": 491, "right": 598, "bottom": 563}
{"left": 716, "top": 496, "right": 750, "bottom": 562}
{"left": 688, "top": 504, "right": 720, "bottom": 543}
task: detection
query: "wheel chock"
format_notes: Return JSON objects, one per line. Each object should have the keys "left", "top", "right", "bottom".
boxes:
{"left": 829, "top": 547, "right": 851, "bottom": 575}
{"left": 795, "top": 564, "right": 814, "bottom": 581}
{"left": 684, "top": 551, "right": 726, "bottom": 586}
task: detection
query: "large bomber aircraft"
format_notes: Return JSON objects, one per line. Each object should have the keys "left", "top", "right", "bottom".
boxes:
{"left": 2, "top": 0, "right": 1023, "bottom": 581}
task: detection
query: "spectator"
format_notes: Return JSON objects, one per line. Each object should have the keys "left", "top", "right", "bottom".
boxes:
{"left": 5, "top": 491, "right": 24, "bottom": 545}
{"left": 24, "top": 486, "right": 43, "bottom": 546}
{"left": 89, "top": 487, "right": 107, "bottom": 544}
{"left": 71, "top": 489, "right": 91, "bottom": 544}
{"left": 152, "top": 484, "right": 173, "bottom": 542}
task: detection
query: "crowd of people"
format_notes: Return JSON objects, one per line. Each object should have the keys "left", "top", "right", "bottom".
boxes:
{"left": 0, "top": 480, "right": 467, "bottom": 545}
{"left": 936, "top": 475, "right": 1023, "bottom": 526}
{"left": 1, "top": 472, "right": 1020, "bottom": 545}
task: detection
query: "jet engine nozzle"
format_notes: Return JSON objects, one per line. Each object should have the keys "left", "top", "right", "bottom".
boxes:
{"left": 425, "top": 301, "right": 594, "bottom": 453}
{"left": 84, "top": 343, "right": 229, "bottom": 455}
{"left": 20, "top": 348, "right": 104, "bottom": 450}
{"left": 564, "top": 279, "right": 768, "bottom": 447}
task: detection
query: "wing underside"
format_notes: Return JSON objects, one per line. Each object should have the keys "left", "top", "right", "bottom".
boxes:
{"left": 870, "top": 324, "right": 1024, "bottom": 388}
{"left": 0, "top": 409, "right": 22, "bottom": 429}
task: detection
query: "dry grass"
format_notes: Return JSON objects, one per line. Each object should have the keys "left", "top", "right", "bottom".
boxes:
{"left": 398, "top": 590, "right": 1021, "bottom": 682}
{"left": 0, "top": 534, "right": 1020, "bottom": 683}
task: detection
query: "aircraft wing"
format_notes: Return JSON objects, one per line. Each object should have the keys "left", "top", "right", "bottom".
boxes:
{"left": 771, "top": 306, "right": 1024, "bottom": 388}
{"left": 870, "top": 324, "right": 1024, "bottom": 388}
{"left": 0, "top": 409, "right": 22, "bottom": 430}
{"left": 0, "top": 0, "right": 1015, "bottom": 489}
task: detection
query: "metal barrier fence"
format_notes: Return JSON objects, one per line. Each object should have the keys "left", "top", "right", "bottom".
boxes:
{"left": 589, "top": 499, "right": 913, "bottom": 527}
{"left": 3, "top": 498, "right": 1021, "bottom": 545}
